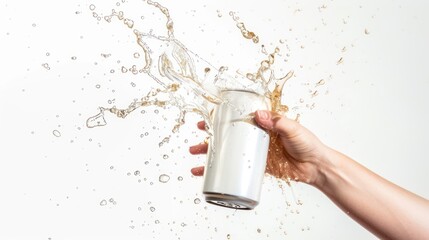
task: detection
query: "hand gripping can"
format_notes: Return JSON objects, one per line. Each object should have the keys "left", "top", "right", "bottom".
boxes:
{"left": 203, "top": 89, "right": 271, "bottom": 210}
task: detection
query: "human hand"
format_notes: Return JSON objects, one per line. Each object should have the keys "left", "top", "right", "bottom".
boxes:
{"left": 189, "top": 110, "right": 329, "bottom": 186}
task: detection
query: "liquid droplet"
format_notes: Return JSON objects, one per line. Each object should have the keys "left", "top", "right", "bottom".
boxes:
{"left": 159, "top": 174, "right": 170, "bottom": 183}
{"left": 52, "top": 130, "right": 61, "bottom": 137}
{"left": 86, "top": 110, "right": 107, "bottom": 128}
{"left": 316, "top": 79, "right": 325, "bottom": 86}
{"left": 41, "top": 63, "right": 50, "bottom": 70}
{"left": 100, "top": 199, "right": 107, "bottom": 206}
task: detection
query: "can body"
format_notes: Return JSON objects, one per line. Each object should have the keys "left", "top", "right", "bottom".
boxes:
{"left": 203, "top": 89, "right": 271, "bottom": 209}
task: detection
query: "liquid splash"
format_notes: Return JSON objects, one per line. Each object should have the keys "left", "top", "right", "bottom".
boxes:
{"left": 87, "top": 2, "right": 297, "bottom": 183}
{"left": 229, "top": 11, "right": 259, "bottom": 44}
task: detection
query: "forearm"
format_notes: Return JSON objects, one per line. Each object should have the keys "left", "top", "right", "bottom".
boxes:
{"left": 314, "top": 147, "right": 429, "bottom": 240}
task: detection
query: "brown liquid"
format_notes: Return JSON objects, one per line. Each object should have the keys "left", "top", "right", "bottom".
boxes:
{"left": 229, "top": 11, "right": 259, "bottom": 44}
{"left": 87, "top": 2, "right": 301, "bottom": 183}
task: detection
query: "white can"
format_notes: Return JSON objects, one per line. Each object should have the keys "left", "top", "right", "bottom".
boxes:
{"left": 203, "top": 89, "right": 271, "bottom": 209}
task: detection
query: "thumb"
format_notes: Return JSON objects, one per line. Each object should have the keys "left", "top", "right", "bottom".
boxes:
{"left": 254, "top": 110, "right": 299, "bottom": 138}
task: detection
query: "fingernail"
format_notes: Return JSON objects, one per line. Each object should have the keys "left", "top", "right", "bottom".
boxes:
{"left": 256, "top": 110, "right": 269, "bottom": 120}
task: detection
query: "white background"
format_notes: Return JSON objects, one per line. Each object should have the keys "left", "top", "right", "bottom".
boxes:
{"left": 0, "top": 0, "right": 428, "bottom": 239}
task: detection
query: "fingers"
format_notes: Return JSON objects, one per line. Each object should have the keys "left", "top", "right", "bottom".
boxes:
{"left": 189, "top": 143, "right": 208, "bottom": 154}
{"left": 190, "top": 121, "right": 207, "bottom": 177}
{"left": 191, "top": 166, "right": 204, "bottom": 176}
{"left": 197, "top": 121, "right": 205, "bottom": 130}
{"left": 254, "top": 110, "right": 300, "bottom": 138}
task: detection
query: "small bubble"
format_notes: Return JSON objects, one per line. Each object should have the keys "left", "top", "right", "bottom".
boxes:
{"left": 257, "top": 228, "right": 261, "bottom": 233}
{"left": 32, "top": 23, "right": 36, "bottom": 27}
{"left": 144, "top": 161, "right": 149, "bottom": 165}
{"left": 121, "top": 66, "right": 128, "bottom": 73}
{"left": 100, "top": 199, "right": 107, "bottom": 206}
{"left": 194, "top": 198, "right": 201, "bottom": 204}
{"left": 46, "top": 52, "right": 50, "bottom": 56}
{"left": 181, "top": 222, "right": 187, "bottom": 227}
{"left": 95, "top": 84, "right": 101, "bottom": 89}
{"left": 41, "top": 63, "right": 50, "bottom": 70}
{"left": 155, "top": 220, "right": 160, "bottom": 224}
{"left": 89, "top": 4, "right": 96, "bottom": 10}
{"left": 133, "top": 52, "right": 140, "bottom": 58}
{"left": 159, "top": 174, "right": 170, "bottom": 183}
{"left": 71, "top": 56, "right": 77, "bottom": 60}
{"left": 177, "top": 176, "right": 183, "bottom": 181}
{"left": 134, "top": 170, "right": 140, "bottom": 176}
{"left": 150, "top": 206, "right": 156, "bottom": 212}
{"left": 52, "top": 130, "right": 61, "bottom": 137}
{"left": 110, "top": 69, "right": 115, "bottom": 73}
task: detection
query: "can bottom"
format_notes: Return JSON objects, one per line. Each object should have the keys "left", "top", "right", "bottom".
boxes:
{"left": 203, "top": 192, "right": 258, "bottom": 210}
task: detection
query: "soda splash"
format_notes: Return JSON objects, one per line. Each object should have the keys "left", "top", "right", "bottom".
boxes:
{"left": 86, "top": 1, "right": 300, "bottom": 183}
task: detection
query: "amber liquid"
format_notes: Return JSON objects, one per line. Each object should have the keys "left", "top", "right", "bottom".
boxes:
{"left": 87, "top": 1, "right": 298, "bottom": 183}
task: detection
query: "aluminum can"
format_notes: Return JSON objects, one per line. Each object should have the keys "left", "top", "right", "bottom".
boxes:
{"left": 203, "top": 89, "right": 271, "bottom": 209}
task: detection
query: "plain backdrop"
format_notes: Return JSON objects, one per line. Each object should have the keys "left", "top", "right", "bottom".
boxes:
{"left": 0, "top": 0, "right": 428, "bottom": 239}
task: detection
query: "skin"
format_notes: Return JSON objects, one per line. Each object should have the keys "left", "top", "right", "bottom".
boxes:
{"left": 189, "top": 110, "right": 429, "bottom": 240}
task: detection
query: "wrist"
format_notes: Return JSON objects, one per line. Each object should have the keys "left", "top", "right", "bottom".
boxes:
{"left": 311, "top": 145, "right": 338, "bottom": 190}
